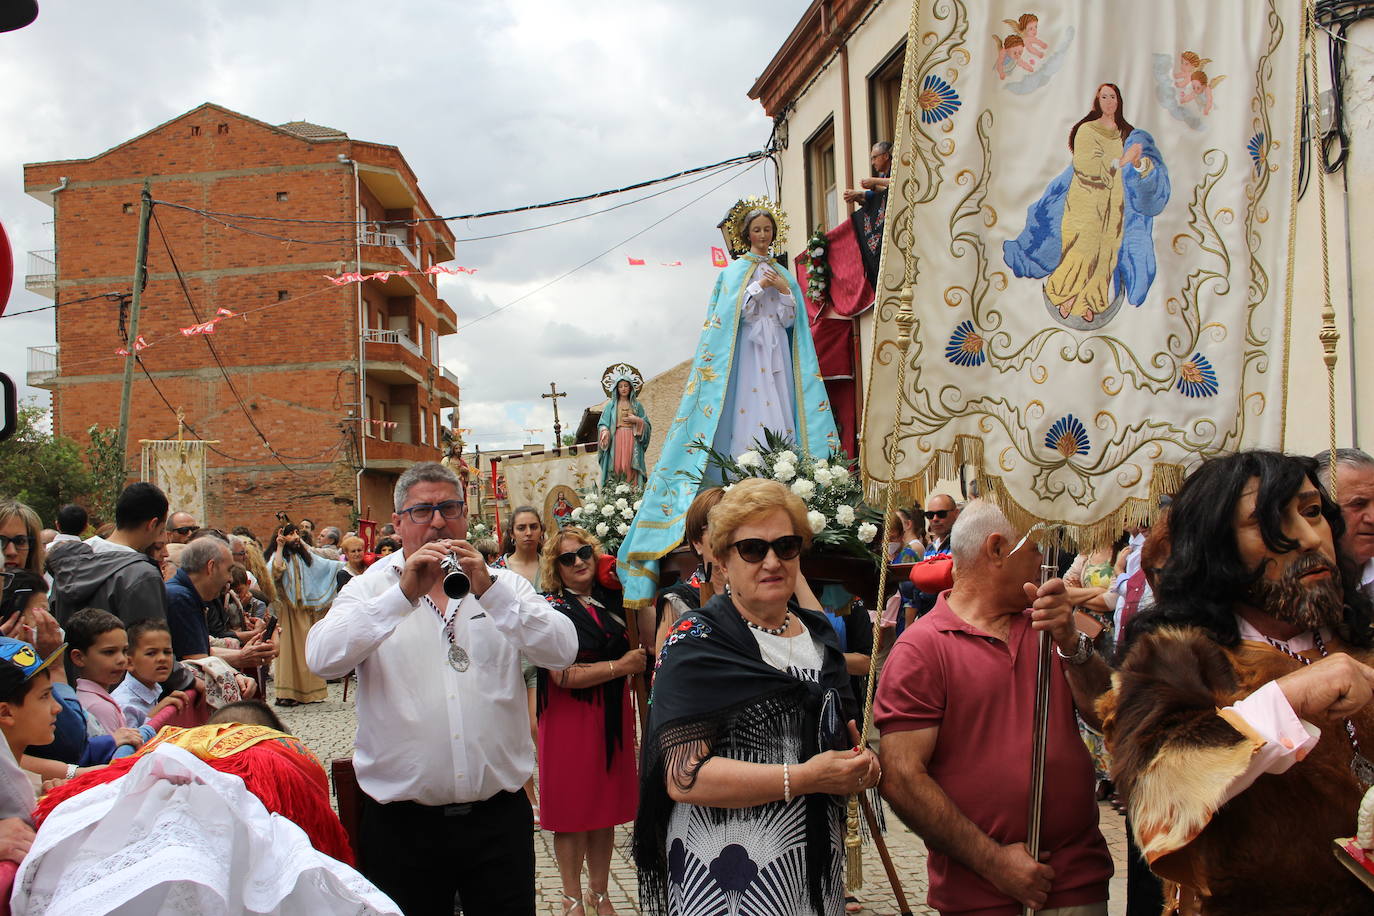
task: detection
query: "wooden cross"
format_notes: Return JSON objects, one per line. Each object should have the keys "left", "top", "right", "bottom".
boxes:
{"left": 542, "top": 382, "right": 567, "bottom": 450}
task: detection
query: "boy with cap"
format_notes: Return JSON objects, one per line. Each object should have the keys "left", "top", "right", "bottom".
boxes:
{"left": 0, "top": 637, "right": 63, "bottom": 795}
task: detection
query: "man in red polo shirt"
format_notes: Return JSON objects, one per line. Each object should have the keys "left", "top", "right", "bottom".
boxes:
{"left": 876, "top": 499, "right": 1113, "bottom": 915}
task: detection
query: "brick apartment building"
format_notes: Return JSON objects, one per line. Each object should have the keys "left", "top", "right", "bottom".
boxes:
{"left": 23, "top": 102, "right": 460, "bottom": 535}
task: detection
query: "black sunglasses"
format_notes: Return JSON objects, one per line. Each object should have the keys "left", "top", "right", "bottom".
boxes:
{"left": 172, "top": 525, "right": 200, "bottom": 536}
{"left": 398, "top": 500, "right": 466, "bottom": 524}
{"left": 731, "top": 535, "right": 804, "bottom": 564}
{"left": 556, "top": 544, "right": 595, "bottom": 567}
{"left": 0, "top": 535, "right": 35, "bottom": 551}
{"left": 923, "top": 510, "right": 951, "bottom": 520}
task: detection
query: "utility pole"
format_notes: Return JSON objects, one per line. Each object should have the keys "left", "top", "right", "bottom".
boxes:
{"left": 117, "top": 180, "right": 152, "bottom": 470}
{"left": 542, "top": 381, "right": 567, "bottom": 453}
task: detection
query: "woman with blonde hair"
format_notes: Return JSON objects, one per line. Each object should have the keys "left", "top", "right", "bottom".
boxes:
{"left": 538, "top": 525, "right": 645, "bottom": 914}
{"left": 633, "top": 478, "right": 878, "bottom": 915}
{"left": 0, "top": 499, "right": 46, "bottom": 576}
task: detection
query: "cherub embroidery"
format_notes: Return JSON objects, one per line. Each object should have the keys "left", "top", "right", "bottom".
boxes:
{"left": 1006, "top": 14, "right": 1047, "bottom": 58}
{"left": 994, "top": 33, "right": 1036, "bottom": 80}
{"left": 1173, "top": 51, "right": 1225, "bottom": 116}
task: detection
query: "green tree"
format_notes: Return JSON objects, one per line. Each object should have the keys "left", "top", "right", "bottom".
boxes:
{"left": 0, "top": 402, "right": 91, "bottom": 526}
{"left": 84, "top": 425, "right": 128, "bottom": 523}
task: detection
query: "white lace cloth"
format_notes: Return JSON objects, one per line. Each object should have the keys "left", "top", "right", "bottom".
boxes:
{"left": 11, "top": 744, "right": 400, "bottom": 915}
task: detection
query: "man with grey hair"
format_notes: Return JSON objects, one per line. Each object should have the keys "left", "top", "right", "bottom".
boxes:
{"left": 314, "top": 525, "right": 343, "bottom": 561}
{"left": 308, "top": 461, "right": 577, "bottom": 914}
{"left": 1315, "top": 447, "right": 1374, "bottom": 595}
{"left": 164, "top": 536, "right": 275, "bottom": 684}
{"left": 877, "top": 499, "right": 1113, "bottom": 915}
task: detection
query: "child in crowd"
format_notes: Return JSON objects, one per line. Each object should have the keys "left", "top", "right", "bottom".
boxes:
{"left": 0, "top": 637, "right": 63, "bottom": 790}
{"left": 65, "top": 608, "right": 133, "bottom": 737}
{"left": 112, "top": 619, "right": 189, "bottom": 728}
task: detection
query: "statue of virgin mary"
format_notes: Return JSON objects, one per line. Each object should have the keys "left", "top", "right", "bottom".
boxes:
{"left": 615, "top": 197, "right": 838, "bottom": 609}
{"left": 597, "top": 363, "right": 651, "bottom": 488}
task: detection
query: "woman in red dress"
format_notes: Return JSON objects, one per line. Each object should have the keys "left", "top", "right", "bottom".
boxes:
{"left": 538, "top": 526, "right": 647, "bottom": 915}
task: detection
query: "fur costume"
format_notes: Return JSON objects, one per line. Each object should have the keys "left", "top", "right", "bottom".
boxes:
{"left": 1100, "top": 626, "right": 1374, "bottom": 915}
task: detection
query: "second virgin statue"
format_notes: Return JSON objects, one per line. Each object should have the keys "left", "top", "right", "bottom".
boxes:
{"left": 597, "top": 364, "right": 651, "bottom": 488}
{"left": 615, "top": 197, "right": 838, "bottom": 609}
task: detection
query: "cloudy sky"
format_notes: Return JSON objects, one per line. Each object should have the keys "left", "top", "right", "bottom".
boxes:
{"left": 0, "top": 0, "right": 803, "bottom": 450}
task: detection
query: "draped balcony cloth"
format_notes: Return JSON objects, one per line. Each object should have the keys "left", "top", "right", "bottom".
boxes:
{"left": 796, "top": 217, "right": 875, "bottom": 460}
{"left": 860, "top": 0, "right": 1301, "bottom": 546}
{"left": 140, "top": 441, "right": 206, "bottom": 526}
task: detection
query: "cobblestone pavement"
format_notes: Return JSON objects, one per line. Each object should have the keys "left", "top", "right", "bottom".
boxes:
{"left": 278, "top": 681, "right": 1132, "bottom": 916}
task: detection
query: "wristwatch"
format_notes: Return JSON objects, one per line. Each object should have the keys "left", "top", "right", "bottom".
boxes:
{"left": 1055, "top": 630, "right": 1094, "bottom": 666}
{"left": 473, "top": 571, "right": 498, "bottom": 599}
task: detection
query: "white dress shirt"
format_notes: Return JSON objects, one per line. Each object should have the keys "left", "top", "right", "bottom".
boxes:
{"left": 305, "top": 550, "right": 577, "bottom": 806}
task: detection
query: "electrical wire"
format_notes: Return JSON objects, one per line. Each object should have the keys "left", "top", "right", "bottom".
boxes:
{"left": 455, "top": 158, "right": 761, "bottom": 334}
{"left": 148, "top": 151, "right": 768, "bottom": 226}
{"left": 0, "top": 291, "right": 126, "bottom": 320}
{"left": 153, "top": 156, "right": 748, "bottom": 248}
{"left": 151, "top": 208, "right": 337, "bottom": 471}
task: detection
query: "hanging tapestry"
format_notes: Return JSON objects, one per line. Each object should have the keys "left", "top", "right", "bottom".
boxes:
{"left": 860, "top": 0, "right": 1302, "bottom": 542}
{"left": 141, "top": 441, "right": 208, "bottom": 523}
{"left": 501, "top": 448, "right": 600, "bottom": 514}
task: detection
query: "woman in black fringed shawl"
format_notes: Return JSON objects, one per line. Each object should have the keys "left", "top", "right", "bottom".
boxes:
{"left": 633, "top": 479, "right": 881, "bottom": 916}
{"left": 537, "top": 525, "right": 648, "bottom": 915}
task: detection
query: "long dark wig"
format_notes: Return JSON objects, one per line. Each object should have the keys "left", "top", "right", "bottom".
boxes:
{"left": 1068, "top": 82, "right": 1135, "bottom": 151}
{"left": 1127, "top": 450, "right": 1374, "bottom": 651}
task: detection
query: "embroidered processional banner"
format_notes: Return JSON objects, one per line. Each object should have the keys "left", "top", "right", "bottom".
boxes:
{"left": 141, "top": 441, "right": 207, "bottom": 522}
{"left": 501, "top": 448, "right": 600, "bottom": 516}
{"left": 860, "top": 0, "right": 1302, "bottom": 542}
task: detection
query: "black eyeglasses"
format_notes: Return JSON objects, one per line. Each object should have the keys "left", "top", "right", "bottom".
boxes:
{"left": 731, "top": 535, "right": 804, "bottom": 564}
{"left": 923, "top": 510, "right": 951, "bottom": 520}
{"left": 0, "top": 535, "right": 34, "bottom": 551}
{"left": 171, "top": 526, "right": 200, "bottom": 536}
{"left": 398, "top": 500, "right": 466, "bottom": 524}
{"left": 556, "top": 544, "right": 595, "bottom": 567}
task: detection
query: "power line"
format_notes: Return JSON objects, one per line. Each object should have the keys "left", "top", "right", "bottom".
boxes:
{"left": 455, "top": 158, "right": 761, "bottom": 334}
{"left": 0, "top": 291, "right": 126, "bottom": 320}
{"left": 154, "top": 156, "right": 750, "bottom": 248}
{"left": 150, "top": 208, "right": 332, "bottom": 472}
{"left": 148, "top": 150, "right": 768, "bottom": 227}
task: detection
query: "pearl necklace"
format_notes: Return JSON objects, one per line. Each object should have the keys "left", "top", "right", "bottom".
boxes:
{"left": 740, "top": 609, "right": 790, "bottom": 636}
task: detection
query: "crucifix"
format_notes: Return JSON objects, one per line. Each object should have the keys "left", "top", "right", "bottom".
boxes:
{"left": 542, "top": 382, "right": 567, "bottom": 452}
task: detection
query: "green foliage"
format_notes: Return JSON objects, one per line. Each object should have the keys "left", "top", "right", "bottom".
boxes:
{"left": 84, "top": 425, "right": 127, "bottom": 522}
{"left": 0, "top": 402, "right": 93, "bottom": 526}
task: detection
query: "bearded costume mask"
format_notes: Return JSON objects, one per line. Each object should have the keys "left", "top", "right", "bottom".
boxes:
{"left": 1249, "top": 549, "right": 1347, "bottom": 633}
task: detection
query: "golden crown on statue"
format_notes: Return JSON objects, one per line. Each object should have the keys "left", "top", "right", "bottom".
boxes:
{"left": 600, "top": 362, "right": 644, "bottom": 397}
{"left": 724, "top": 196, "right": 790, "bottom": 255}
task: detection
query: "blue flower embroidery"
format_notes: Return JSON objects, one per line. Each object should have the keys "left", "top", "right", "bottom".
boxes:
{"left": 1045, "top": 415, "right": 1090, "bottom": 458}
{"left": 1247, "top": 132, "right": 1266, "bottom": 177}
{"left": 945, "top": 320, "right": 986, "bottom": 367}
{"left": 1176, "top": 353, "right": 1220, "bottom": 398}
{"left": 918, "top": 75, "right": 961, "bottom": 124}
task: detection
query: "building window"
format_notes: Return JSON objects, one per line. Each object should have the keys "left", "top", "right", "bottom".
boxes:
{"left": 420, "top": 407, "right": 429, "bottom": 445}
{"left": 804, "top": 119, "right": 839, "bottom": 233}
{"left": 430, "top": 330, "right": 440, "bottom": 365}
{"left": 276, "top": 191, "right": 289, "bottom": 202}
{"left": 433, "top": 413, "right": 441, "bottom": 448}
{"left": 190, "top": 125, "right": 201, "bottom": 137}
{"left": 378, "top": 403, "right": 389, "bottom": 442}
{"left": 869, "top": 41, "right": 906, "bottom": 152}
{"left": 277, "top": 289, "right": 289, "bottom": 301}
{"left": 217, "top": 123, "right": 230, "bottom": 135}
{"left": 417, "top": 320, "right": 427, "bottom": 358}
{"left": 365, "top": 396, "right": 374, "bottom": 438}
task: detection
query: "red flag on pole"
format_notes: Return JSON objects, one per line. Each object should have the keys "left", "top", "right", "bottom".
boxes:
{"left": 711, "top": 247, "right": 728, "bottom": 268}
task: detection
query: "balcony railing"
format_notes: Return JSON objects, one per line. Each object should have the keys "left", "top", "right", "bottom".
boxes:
{"left": 27, "top": 345, "right": 58, "bottom": 387}
{"left": 362, "top": 327, "right": 423, "bottom": 359}
{"left": 25, "top": 249, "right": 55, "bottom": 298}
{"left": 358, "top": 229, "right": 420, "bottom": 270}
{"left": 441, "top": 367, "right": 459, "bottom": 388}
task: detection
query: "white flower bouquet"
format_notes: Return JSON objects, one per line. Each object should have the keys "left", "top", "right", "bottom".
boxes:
{"left": 561, "top": 475, "right": 645, "bottom": 556}
{"left": 691, "top": 429, "right": 881, "bottom": 561}
{"left": 803, "top": 227, "right": 830, "bottom": 308}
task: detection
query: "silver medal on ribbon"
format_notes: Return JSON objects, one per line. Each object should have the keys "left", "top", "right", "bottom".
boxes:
{"left": 448, "top": 644, "right": 470, "bottom": 673}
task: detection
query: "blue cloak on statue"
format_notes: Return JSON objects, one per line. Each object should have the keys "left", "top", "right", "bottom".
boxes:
{"left": 1002, "top": 128, "right": 1170, "bottom": 307}
{"left": 617, "top": 253, "right": 839, "bottom": 609}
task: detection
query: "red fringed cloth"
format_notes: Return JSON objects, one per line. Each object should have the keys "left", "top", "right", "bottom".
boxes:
{"left": 795, "top": 218, "right": 874, "bottom": 460}
{"left": 34, "top": 723, "right": 354, "bottom": 865}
